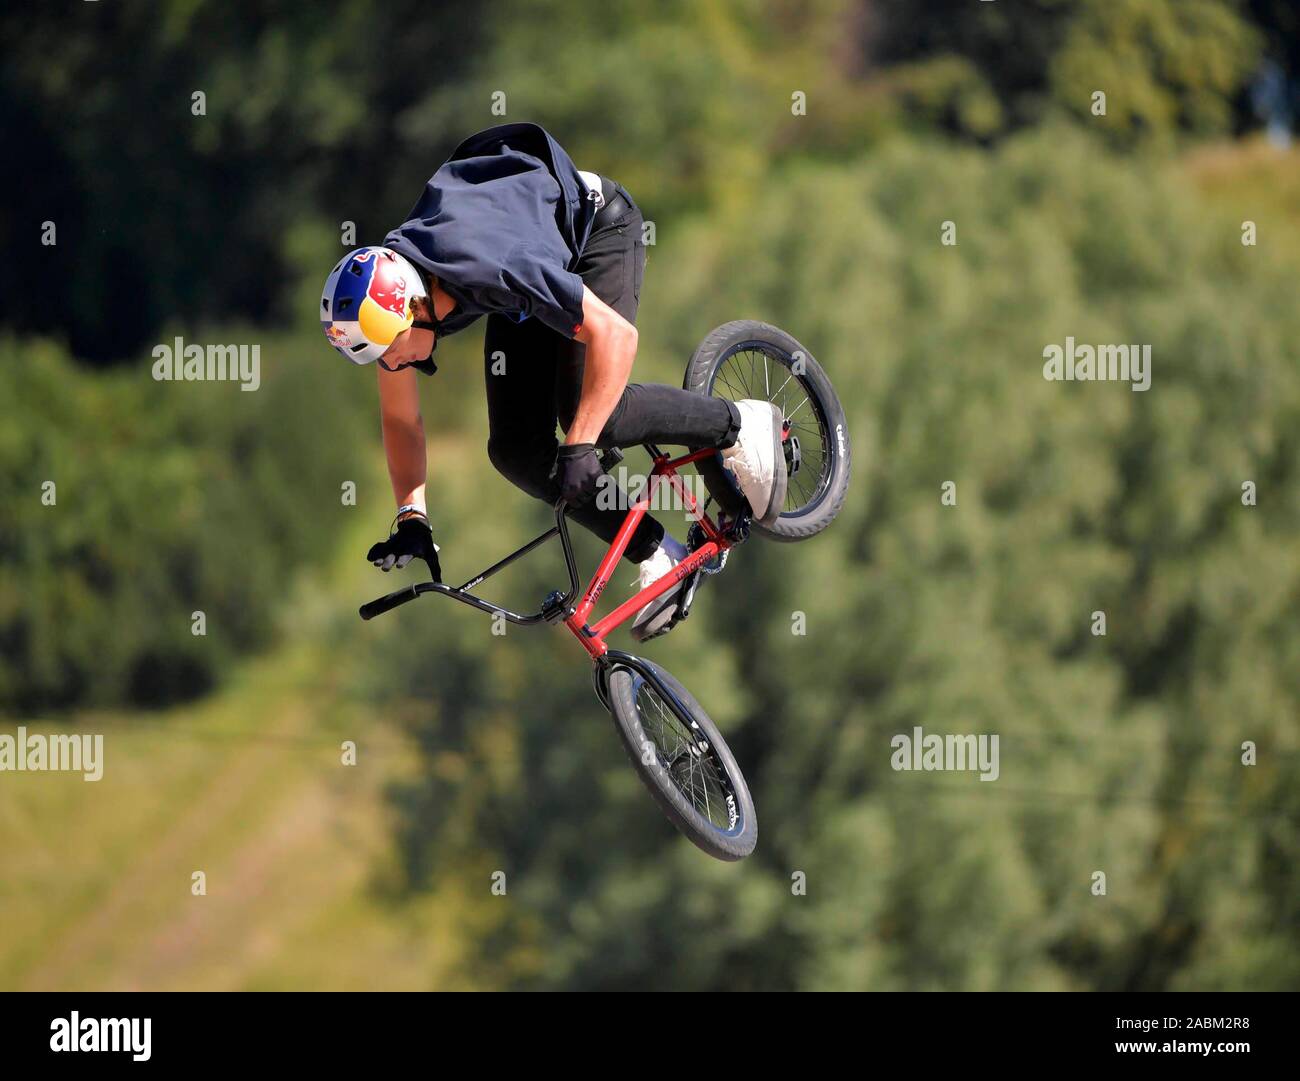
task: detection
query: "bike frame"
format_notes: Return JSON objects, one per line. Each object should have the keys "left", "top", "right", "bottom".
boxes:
{"left": 359, "top": 444, "right": 745, "bottom": 669}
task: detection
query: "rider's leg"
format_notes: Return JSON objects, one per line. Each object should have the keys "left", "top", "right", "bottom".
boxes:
{"left": 483, "top": 312, "right": 564, "bottom": 501}
{"left": 588, "top": 383, "right": 741, "bottom": 450}
{"left": 484, "top": 311, "right": 664, "bottom": 564}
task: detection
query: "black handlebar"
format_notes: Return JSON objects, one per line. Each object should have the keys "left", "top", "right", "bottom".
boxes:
{"left": 358, "top": 499, "right": 581, "bottom": 624}
{"left": 358, "top": 582, "right": 424, "bottom": 621}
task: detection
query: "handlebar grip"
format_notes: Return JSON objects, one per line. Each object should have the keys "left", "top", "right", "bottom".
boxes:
{"left": 359, "top": 583, "right": 421, "bottom": 621}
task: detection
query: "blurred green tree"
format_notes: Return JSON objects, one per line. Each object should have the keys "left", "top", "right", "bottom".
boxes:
{"left": 0, "top": 332, "right": 371, "bottom": 711}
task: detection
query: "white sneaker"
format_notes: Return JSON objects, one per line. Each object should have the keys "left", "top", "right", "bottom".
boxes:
{"left": 721, "top": 399, "right": 788, "bottom": 526}
{"left": 630, "top": 545, "right": 683, "bottom": 642}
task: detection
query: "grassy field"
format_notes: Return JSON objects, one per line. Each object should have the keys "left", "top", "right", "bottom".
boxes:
{"left": 0, "top": 483, "right": 492, "bottom": 991}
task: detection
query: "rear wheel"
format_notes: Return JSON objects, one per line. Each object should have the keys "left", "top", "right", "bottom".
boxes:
{"left": 684, "top": 320, "right": 851, "bottom": 541}
{"left": 606, "top": 660, "right": 756, "bottom": 861}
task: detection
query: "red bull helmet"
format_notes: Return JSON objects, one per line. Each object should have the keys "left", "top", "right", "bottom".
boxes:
{"left": 320, "top": 247, "right": 429, "bottom": 364}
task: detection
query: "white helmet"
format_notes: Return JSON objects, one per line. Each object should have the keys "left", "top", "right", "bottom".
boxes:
{"left": 320, "top": 246, "right": 429, "bottom": 364}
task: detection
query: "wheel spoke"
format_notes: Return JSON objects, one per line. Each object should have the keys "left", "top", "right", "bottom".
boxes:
{"left": 635, "top": 677, "right": 732, "bottom": 830}
{"left": 709, "top": 343, "right": 835, "bottom": 520}
{"left": 769, "top": 372, "right": 794, "bottom": 402}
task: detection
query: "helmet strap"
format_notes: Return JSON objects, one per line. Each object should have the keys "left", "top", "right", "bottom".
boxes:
{"left": 408, "top": 267, "right": 446, "bottom": 370}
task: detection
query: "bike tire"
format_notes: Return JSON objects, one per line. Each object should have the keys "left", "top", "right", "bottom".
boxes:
{"left": 606, "top": 660, "right": 757, "bottom": 861}
{"left": 683, "top": 319, "right": 851, "bottom": 542}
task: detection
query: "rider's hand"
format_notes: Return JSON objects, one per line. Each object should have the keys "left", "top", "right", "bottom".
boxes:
{"left": 553, "top": 443, "right": 604, "bottom": 507}
{"left": 366, "top": 515, "right": 442, "bottom": 580}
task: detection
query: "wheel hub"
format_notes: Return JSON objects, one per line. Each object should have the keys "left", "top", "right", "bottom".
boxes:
{"left": 784, "top": 426, "right": 801, "bottom": 477}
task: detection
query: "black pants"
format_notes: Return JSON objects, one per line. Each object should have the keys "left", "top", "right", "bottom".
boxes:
{"left": 484, "top": 178, "right": 740, "bottom": 563}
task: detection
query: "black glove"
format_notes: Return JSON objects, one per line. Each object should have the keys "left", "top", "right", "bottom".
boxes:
{"left": 552, "top": 443, "right": 604, "bottom": 507}
{"left": 366, "top": 516, "right": 442, "bottom": 580}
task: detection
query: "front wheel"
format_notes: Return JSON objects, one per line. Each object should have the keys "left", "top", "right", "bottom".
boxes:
{"left": 684, "top": 320, "right": 851, "bottom": 542}
{"left": 606, "top": 660, "right": 757, "bottom": 861}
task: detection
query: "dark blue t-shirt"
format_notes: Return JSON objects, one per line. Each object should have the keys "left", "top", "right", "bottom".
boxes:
{"left": 384, "top": 123, "right": 597, "bottom": 339}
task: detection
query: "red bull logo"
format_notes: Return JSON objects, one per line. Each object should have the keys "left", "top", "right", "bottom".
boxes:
{"left": 353, "top": 249, "right": 415, "bottom": 348}
{"left": 324, "top": 325, "right": 351, "bottom": 348}
{"left": 365, "top": 255, "right": 411, "bottom": 319}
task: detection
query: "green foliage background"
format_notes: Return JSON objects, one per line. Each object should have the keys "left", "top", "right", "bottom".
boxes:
{"left": 0, "top": 0, "right": 1296, "bottom": 990}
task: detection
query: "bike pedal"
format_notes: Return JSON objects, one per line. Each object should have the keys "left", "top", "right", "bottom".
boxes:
{"left": 722, "top": 514, "right": 751, "bottom": 544}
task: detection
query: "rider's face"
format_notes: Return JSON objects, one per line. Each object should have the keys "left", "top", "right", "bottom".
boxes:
{"left": 379, "top": 296, "right": 435, "bottom": 370}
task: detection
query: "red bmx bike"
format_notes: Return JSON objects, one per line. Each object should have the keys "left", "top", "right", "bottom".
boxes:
{"left": 359, "top": 321, "right": 851, "bottom": 860}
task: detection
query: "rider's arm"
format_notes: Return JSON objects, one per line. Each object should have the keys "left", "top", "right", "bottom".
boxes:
{"left": 376, "top": 364, "right": 428, "bottom": 519}
{"left": 567, "top": 285, "right": 637, "bottom": 445}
